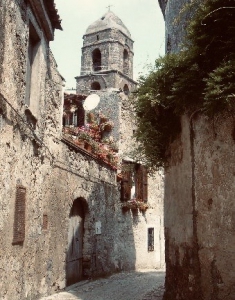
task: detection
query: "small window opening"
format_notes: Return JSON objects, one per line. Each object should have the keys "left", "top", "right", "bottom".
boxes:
{"left": 123, "top": 84, "right": 129, "bottom": 95}
{"left": 0, "top": 109, "right": 5, "bottom": 131}
{"left": 97, "top": 35, "right": 99, "bottom": 41}
{"left": 92, "top": 48, "right": 102, "bottom": 71}
{"left": 91, "top": 81, "right": 101, "bottom": 90}
{"left": 148, "top": 228, "right": 154, "bottom": 251}
{"left": 42, "top": 214, "right": 48, "bottom": 230}
{"left": 123, "top": 49, "right": 129, "bottom": 76}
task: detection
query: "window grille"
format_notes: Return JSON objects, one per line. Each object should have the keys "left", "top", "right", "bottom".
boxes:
{"left": 148, "top": 228, "right": 154, "bottom": 251}
{"left": 13, "top": 185, "right": 26, "bottom": 245}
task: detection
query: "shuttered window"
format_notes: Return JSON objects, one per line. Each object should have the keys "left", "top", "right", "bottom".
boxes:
{"left": 13, "top": 185, "right": 26, "bottom": 245}
{"left": 121, "top": 167, "right": 131, "bottom": 201}
{"left": 142, "top": 166, "right": 148, "bottom": 202}
{"left": 121, "top": 162, "right": 148, "bottom": 202}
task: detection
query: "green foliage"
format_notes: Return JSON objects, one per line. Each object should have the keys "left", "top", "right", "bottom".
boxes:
{"left": 135, "top": 0, "right": 235, "bottom": 170}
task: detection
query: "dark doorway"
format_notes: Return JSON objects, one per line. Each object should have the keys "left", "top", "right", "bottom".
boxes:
{"left": 66, "top": 199, "right": 85, "bottom": 286}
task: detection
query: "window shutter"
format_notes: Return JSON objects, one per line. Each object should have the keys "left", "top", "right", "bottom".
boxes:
{"left": 135, "top": 164, "right": 142, "bottom": 201}
{"left": 13, "top": 185, "right": 26, "bottom": 244}
{"left": 142, "top": 166, "right": 148, "bottom": 202}
{"left": 121, "top": 170, "right": 131, "bottom": 201}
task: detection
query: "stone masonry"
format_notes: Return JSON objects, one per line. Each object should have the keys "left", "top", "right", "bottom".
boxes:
{"left": 0, "top": 3, "right": 165, "bottom": 300}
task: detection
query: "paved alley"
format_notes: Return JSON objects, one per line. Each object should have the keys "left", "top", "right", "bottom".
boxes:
{"left": 40, "top": 269, "right": 165, "bottom": 300}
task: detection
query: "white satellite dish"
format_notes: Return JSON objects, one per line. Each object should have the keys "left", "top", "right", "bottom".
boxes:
{"left": 83, "top": 94, "right": 100, "bottom": 111}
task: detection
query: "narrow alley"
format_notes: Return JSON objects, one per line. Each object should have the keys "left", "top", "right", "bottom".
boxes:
{"left": 40, "top": 270, "right": 165, "bottom": 300}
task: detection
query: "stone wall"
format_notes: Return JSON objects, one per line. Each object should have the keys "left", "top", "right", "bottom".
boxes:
{"left": 164, "top": 114, "right": 235, "bottom": 300}
{"left": 0, "top": 2, "right": 164, "bottom": 299}
{"left": 160, "top": 0, "right": 235, "bottom": 299}
{"left": 76, "top": 72, "right": 136, "bottom": 94}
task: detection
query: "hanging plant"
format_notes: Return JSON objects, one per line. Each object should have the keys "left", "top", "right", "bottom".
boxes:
{"left": 134, "top": 0, "right": 235, "bottom": 171}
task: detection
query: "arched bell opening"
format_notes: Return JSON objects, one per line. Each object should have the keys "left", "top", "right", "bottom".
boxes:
{"left": 92, "top": 48, "right": 102, "bottom": 72}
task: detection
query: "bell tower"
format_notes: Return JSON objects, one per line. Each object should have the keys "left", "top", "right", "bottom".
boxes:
{"left": 75, "top": 10, "right": 137, "bottom": 95}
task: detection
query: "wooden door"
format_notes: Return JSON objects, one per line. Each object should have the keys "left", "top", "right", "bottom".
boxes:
{"left": 66, "top": 200, "right": 84, "bottom": 286}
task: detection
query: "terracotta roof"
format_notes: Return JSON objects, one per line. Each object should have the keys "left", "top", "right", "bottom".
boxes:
{"left": 44, "top": 0, "right": 62, "bottom": 30}
{"left": 85, "top": 11, "right": 131, "bottom": 38}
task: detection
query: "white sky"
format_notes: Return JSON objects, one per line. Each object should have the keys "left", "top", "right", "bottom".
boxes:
{"left": 51, "top": 0, "right": 165, "bottom": 89}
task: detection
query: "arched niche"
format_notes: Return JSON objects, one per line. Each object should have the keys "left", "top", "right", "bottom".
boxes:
{"left": 91, "top": 81, "right": 101, "bottom": 90}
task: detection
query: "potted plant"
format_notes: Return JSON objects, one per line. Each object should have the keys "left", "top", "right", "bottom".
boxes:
{"left": 99, "top": 113, "right": 109, "bottom": 124}
{"left": 100, "top": 120, "right": 114, "bottom": 132}
{"left": 90, "top": 140, "right": 99, "bottom": 155}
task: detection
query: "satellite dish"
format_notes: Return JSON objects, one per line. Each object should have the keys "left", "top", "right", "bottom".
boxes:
{"left": 83, "top": 94, "right": 100, "bottom": 111}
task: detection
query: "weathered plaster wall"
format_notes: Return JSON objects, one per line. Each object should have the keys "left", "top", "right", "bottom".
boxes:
{"left": 161, "top": 1, "right": 235, "bottom": 299}
{"left": 164, "top": 114, "right": 235, "bottom": 300}
{"left": 119, "top": 92, "right": 165, "bottom": 270}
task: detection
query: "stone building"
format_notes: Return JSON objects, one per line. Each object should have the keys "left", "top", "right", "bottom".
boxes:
{"left": 0, "top": 4, "right": 164, "bottom": 300}
{"left": 159, "top": 1, "right": 235, "bottom": 299}
{"left": 73, "top": 10, "right": 165, "bottom": 272}
{"left": 76, "top": 10, "right": 137, "bottom": 95}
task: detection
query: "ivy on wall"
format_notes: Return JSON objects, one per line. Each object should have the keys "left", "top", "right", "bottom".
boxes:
{"left": 134, "top": 0, "right": 235, "bottom": 170}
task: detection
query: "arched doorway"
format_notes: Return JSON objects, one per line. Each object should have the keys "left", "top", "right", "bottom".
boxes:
{"left": 66, "top": 198, "right": 85, "bottom": 286}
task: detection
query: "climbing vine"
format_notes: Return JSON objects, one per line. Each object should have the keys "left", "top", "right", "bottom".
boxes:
{"left": 134, "top": 0, "right": 235, "bottom": 171}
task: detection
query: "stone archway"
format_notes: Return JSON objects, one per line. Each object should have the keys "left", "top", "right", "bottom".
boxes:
{"left": 66, "top": 198, "right": 87, "bottom": 286}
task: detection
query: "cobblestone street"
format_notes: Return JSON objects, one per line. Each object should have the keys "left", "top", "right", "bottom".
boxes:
{"left": 40, "top": 270, "right": 165, "bottom": 300}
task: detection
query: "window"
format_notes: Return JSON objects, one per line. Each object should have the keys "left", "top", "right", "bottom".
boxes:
{"left": 123, "top": 84, "right": 129, "bottom": 95}
{"left": 42, "top": 214, "right": 48, "bottom": 230}
{"left": 91, "top": 81, "right": 101, "bottom": 90}
{"left": 148, "top": 228, "right": 154, "bottom": 251}
{"left": 0, "top": 109, "right": 5, "bottom": 131}
{"left": 92, "top": 48, "right": 101, "bottom": 71}
{"left": 97, "top": 35, "right": 99, "bottom": 41}
{"left": 13, "top": 185, "right": 26, "bottom": 245}
{"left": 121, "top": 162, "right": 148, "bottom": 202}
{"left": 123, "top": 49, "right": 129, "bottom": 75}
{"left": 26, "top": 22, "right": 41, "bottom": 106}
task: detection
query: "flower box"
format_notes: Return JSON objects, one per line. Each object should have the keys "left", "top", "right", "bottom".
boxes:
{"left": 75, "top": 139, "right": 84, "bottom": 148}
{"left": 84, "top": 141, "right": 92, "bottom": 152}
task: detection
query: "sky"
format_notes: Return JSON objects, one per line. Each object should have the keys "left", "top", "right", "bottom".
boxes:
{"left": 51, "top": 0, "right": 165, "bottom": 89}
